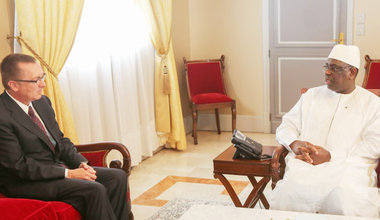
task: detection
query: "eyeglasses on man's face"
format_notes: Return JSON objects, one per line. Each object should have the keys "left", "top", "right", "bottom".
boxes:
{"left": 13, "top": 73, "right": 47, "bottom": 84}
{"left": 322, "top": 63, "right": 352, "bottom": 74}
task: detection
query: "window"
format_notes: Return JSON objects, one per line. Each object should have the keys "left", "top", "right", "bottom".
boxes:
{"left": 59, "top": 0, "right": 158, "bottom": 166}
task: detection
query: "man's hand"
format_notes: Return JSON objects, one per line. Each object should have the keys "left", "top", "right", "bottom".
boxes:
{"left": 290, "top": 140, "right": 331, "bottom": 165}
{"left": 79, "top": 162, "right": 96, "bottom": 174}
{"left": 67, "top": 163, "right": 97, "bottom": 181}
{"left": 309, "top": 146, "right": 331, "bottom": 165}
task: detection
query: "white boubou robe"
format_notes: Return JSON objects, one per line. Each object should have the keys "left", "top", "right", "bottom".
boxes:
{"left": 269, "top": 85, "right": 380, "bottom": 218}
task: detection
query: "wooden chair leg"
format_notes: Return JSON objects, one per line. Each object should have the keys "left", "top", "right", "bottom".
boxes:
{"left": 192, "top": 108, "right": 198, "bottom": 145}
{"left": 231, "top": 101, "right": 236, "bottom": 133}
{"left": 215, "top": 108, "right": 221, "bottom": 134}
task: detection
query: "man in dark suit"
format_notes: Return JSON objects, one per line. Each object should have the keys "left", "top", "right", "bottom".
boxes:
{"left": 0, "top": 54, "right": 129, "bottom": 220}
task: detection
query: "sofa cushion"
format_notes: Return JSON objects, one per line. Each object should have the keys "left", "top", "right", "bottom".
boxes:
{"left": 81, "top": 151, "right": 107, "bottom": 167}
{"left": 0, "top": 198, "right": 81, "bottom": 220}
{"left": 51, "top": 201, "right": 81, "bottom": 220}
{"left": 0, "top": 198, "right": 57, "bottom": 220}
{"left": 192, "top": 93, "right": 232, "bottom": 104}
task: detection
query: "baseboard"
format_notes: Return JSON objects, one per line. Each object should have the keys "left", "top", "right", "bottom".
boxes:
{"left": 183, "top": 114, "right": 267, "bottom": 133}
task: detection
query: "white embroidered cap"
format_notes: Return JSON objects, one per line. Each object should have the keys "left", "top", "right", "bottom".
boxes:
{"left": 328, "top": 44, "right": 360, "bottom": 68}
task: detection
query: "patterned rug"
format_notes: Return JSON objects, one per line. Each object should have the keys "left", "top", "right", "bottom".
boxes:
{"left": 148, "top": 198, "right": 234, "bottom": 220}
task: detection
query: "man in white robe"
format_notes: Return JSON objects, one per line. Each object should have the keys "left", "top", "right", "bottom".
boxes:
{"left": 269, "top": 45, "right": 380, "bottom": 218}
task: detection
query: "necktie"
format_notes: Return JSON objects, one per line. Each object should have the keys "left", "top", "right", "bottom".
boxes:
{"left": 28, "top": 106, "right": 55, "bottom": 152}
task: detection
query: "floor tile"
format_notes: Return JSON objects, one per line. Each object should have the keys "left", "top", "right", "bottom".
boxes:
{"left": 129, "top": 131, "right": 278, "bottom": 219}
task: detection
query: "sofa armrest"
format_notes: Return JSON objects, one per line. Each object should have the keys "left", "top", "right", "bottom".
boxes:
{"left": 75, "top": 142, "right": 131, "bottom": 176}
{"left": 271, "top": 145, "right": 288, "bottom": 189}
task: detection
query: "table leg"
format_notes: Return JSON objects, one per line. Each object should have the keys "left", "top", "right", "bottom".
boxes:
{"left": 215, "top": 173, "right": 270, "bottom": 209}
{"left": 246, "top": 176, "right": 270, "bottom": 209}
{"left": 214, "top": 173, "right": 243, "bottom": 207}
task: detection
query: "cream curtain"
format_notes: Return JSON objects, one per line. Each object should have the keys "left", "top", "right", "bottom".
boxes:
{"left": 15, "top": 0, "right": 84, "bottom": 144}
{"left": 134, "top": 0, "right": 187, "bottom": 150}
{"left": 59, "top": 0, "right": 159, "bottom": 166}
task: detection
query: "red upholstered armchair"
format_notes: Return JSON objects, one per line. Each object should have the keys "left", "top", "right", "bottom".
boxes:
{"left": 363, "top": 55, "right": 380, "bottom": 89}
{"left": 0, "top": 142, "right": 133, "bottom": 220}
{"left": 183, "top": 55, "right": 236, "bottom": 144}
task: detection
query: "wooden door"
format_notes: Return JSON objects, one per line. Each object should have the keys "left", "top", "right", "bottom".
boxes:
{"left": 269, "top": 0, "right": 349, "bottom": 132}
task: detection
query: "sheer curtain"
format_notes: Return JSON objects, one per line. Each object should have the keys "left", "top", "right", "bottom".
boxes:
{"left": 59, "top": 0, "right": 158, "bottom": 166}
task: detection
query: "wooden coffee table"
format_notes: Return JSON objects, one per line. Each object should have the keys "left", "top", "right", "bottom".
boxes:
{"left": 213, "top": 145, "right": 280, "bottom": 209}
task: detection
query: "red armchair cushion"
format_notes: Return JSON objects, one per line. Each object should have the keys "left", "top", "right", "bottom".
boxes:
{"left": 187, "top": 62, "right": 226, "bottom": 97}
{"left": 366, "top": 62, "right": 380, "bottom": 89}
{"left": 52, "top": 201, "right": 81, "bottom": 220}
{"left": 192, "top": 93, "right": 233, "bottom": 104}
{"left": 0, "top": 198, "right": 80, "bottom": 220}
{"left": 0, "top": 198, "right": 56, "bottom": 220}
{"left": 81, "top": 151, "right": 107, "bottom": 167}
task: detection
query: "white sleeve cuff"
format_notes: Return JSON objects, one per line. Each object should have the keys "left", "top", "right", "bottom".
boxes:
{"left": 276, "top": 134, "right": 298, "bottom": 153}
{"left": 64, "top": 169, "right": 68, "bottom": 178}
{"left": 329, "top": 150, "right": 336, "bottom": 161}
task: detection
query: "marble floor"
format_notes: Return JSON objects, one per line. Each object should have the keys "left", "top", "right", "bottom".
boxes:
{"left": 129, "top": 131, "right": 279, "bottom": 220}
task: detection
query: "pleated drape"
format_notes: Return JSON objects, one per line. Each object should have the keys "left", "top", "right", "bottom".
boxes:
{"left": 134, "top": 0, "right": 187, "bottom": 150}
{"left": 15, "top": 0, "right": 85, "bottom": 143}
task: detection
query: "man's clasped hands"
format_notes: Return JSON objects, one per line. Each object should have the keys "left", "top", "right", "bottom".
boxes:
{"left": 290, "top": 140, "right": 332, "bottom": 165}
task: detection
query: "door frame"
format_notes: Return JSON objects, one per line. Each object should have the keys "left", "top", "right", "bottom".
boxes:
{"left": 261, "top": 0, "right": 354, "bottom": 133}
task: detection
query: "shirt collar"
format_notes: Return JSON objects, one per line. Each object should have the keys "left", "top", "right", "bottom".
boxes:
{"left": 340, "top": 85, "right": 357, "bottom": 97}
{"left": 5, "top": 90, "right": 33, "bottom": 114}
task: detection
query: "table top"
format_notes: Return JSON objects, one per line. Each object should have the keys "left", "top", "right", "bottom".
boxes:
{"left": 213, "top": 145, "right": 281, "bottom": 176}
{"left": 214, "top": 145, "right": 280, "bottom": 164}
{"left": 179, "top": 205, "right": 377, "bottom": 220}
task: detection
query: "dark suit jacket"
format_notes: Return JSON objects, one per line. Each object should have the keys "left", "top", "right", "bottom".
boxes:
{"left": 0, "top": 92, "right": 87, "bottom": 187}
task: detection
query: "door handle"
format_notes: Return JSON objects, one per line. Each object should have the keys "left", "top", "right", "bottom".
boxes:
{"left": 332, "top": 32, "right": 345, "bottom": 44}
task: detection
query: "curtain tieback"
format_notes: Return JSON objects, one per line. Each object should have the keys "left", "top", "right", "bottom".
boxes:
{"left": 7, "top": 33, "right": 57, "bottom": 77}
{"left": 159, "top": 54, "right": 170, "bottom": 95}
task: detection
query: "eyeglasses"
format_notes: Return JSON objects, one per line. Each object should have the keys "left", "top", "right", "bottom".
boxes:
{"left": 13, "top": 73, "right": 46, "bottom": 84}
{"left": 322, "top": 63, "right": 352, "bottom": 74}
